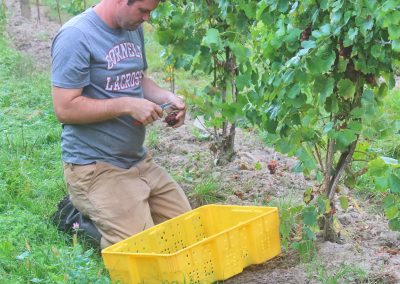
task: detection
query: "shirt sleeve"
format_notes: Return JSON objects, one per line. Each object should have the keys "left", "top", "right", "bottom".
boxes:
{"left": 51, "top": 26, "right": 91, "bottom": 89}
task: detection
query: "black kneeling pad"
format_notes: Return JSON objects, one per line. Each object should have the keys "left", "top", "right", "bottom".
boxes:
{"left": 51, "top": 195, "right": 101, "bottom": 248}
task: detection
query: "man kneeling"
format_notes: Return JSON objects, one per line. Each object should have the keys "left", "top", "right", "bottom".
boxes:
{"left": 51, "top": 0, "right": 191, "bottom": 248}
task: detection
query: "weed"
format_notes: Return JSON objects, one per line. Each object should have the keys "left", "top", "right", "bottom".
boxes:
{"left": 172, "top": 168, "right": 194, "bottom": 184}
{"left": 250, "top": 191, "right": 263, "bottom": 205}
{"left": 306, "top": 260, "right": 368, "bottom": 284}
{"left": 265, "top": 194, "right": 304, "bottom": 252}
{"left": 189, "top": 178, "right": 224, "bottom": 205}
{"left": 0, "top": 15, "right": 5, "bottom": 35}
{"left": 173, "top": 150, "right": 213, "bottom": 184}
{"left": 190, "top": 126, "right": 211, "bottom": 141}
{"left": 144, "top": 124, "right": 160, "bottom": 149}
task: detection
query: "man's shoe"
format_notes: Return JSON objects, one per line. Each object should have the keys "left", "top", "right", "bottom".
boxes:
{"left": 51, "top": 195, "right": 101, "bottom": 247}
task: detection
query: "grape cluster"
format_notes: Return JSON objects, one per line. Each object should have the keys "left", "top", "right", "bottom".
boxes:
{"left": 338, "top": 42, "right": 376, "bottom": 86}
{"left": 300, "top": 27, "right": 312, "bottom": 42}
{"left": 267, "top": 160, "right": 277, "bottom": 174}
{"left": 339, "top": 41, "right": 352, "bottom": 59}
{"left": 365, "top": 73, "right": 377, "bottom": 86}
{"left": 165, "top": 111, "right": 179, "bottom": 126}
{"left": 345, "top": 61, "right": 361, "bottom": 82}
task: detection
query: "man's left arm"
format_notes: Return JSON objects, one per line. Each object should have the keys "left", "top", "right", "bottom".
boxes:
{"left": 141, "top": 75, "right": 186, "bottom": 128}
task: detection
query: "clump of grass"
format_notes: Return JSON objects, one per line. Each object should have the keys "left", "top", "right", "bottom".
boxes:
{"left": 0, "top": 2, "right": 6, "bottom": 30}
{"left": 144, "top": 124, "right": 160, "bottom": 149}
{"left": 189, "top": 178, "right": 224, "bottom": 205}
{"left": 306, "top": 260, "right": 368, "bottom": 284}
{"left": 264, "top": 194, "right": 304, "bottom": 252}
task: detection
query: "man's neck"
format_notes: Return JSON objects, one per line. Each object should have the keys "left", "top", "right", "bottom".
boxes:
{"left": 93, "top": 1, "right": 118, "bottom": 29}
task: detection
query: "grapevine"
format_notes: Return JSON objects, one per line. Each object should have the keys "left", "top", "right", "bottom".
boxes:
{"left": 152, "top": 0, "right": 400, "bottom": 241}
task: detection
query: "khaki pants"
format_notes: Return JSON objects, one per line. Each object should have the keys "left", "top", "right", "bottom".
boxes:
{"left": 63, "top": 155, "right": 191, "bottom": 248}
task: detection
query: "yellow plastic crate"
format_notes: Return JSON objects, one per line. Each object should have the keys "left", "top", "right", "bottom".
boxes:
{"left": 102, "top": 205, "right": 281, "bottom": 283}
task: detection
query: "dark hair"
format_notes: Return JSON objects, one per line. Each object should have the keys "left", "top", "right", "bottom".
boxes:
{"left": 127, "top": 0, "right": 165, "bottom": 5}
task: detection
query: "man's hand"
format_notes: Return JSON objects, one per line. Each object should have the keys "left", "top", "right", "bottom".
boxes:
{"left": 166, "top": 94, "right": 186, "bottom": 128}
{"left": 52, "top": 86, "right": 163, "bottom": 125}
{"left": 141, "top": 75, "right": 186, "bottom": 128}
{"left": 128, "top": 98, "right": 163, "bottom": 126}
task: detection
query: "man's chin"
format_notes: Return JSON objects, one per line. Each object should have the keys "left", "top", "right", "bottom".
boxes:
{"left": 125, "top": 23, "right": 142, "bottom": 31}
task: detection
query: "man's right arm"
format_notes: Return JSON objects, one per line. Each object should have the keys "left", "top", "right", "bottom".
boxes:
{"left": 52, "top": 86, "right": 163, "bottom": 125}
{"left": 51, "top": 26, "right": 162, "bottom": 125}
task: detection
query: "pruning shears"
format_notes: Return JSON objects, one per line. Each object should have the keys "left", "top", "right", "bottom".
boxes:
{"left": 133, "top": 102, "right": 174, "bottom": 126}
{"left": 159, "top": 102, "right": 173, "bottom": 111}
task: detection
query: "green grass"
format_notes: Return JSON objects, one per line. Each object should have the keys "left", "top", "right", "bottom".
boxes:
{"left": 0, "top": 27, "right": 110, "bottom": 283}
{"left": 264, "top": 195, "right": 304, "bottom": 251}
{"left": 189, "top": 178, "right": 224, "bottom": 205}
{"left": 144, "top": 123, "right": 161, "bottom": 149}
{"left": 306, "top": 259, "right": 395, "bottom": 284}
{"left": 305, "top": 260, "right": 368, "bottom": 284}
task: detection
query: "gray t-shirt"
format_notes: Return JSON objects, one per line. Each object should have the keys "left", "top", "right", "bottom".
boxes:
{"left": 51, "top": 8, "right": 148, "bottom": 169}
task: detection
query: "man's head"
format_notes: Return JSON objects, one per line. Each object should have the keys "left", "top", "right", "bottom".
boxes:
{"left": 115, "top": 0, "right": 161, "bottom": 30}
{"left": 126, "top": 0, "right": 165, "bottom": 5}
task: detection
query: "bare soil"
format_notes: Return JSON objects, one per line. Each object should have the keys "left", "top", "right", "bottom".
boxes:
{"left": 153, "top": 124, "right": 400, "bottom": 284}
{"left": 4, "top": 1, "right": 400, "bottom": 283}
